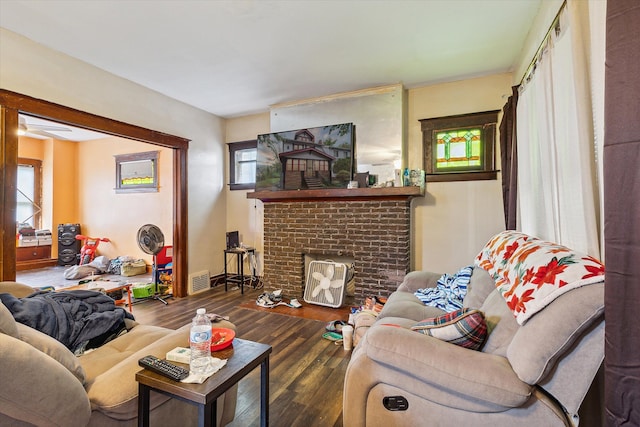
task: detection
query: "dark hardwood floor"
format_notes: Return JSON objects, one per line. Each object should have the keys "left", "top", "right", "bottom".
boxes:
{"left": 15, "top": 266, "right": 351, "bottom": 426}
{"left": 132, "top": 285, "right": 350, "bottom": 427}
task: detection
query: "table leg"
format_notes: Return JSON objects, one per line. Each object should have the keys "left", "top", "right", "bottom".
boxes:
{"left": 197, "top": 400, "right": 217, "bottom": 427}
{"left": 126, "top": 286, "right": 133, "bottom": 313}
{"left": 138, "top": 383, "right": 150, "bottom": 427}
{"left": 224, "top": 252, "right": 229, "bottom": 292}
{"left": 239, "top": 253, "right": 244, "bottom": 294}
{"left": 261, "top": 356, "right": 269, "bottom": 427}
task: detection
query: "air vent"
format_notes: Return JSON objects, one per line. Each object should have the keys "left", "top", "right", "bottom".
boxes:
{"left": 188, "top": 270, "right": 210, "bottom": 295}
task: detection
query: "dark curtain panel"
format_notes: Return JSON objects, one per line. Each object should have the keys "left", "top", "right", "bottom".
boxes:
{"left": 499, "top": 85, "right": 519, "bottom": 230}
{"left": 604, "top": 1, "right": 640, "bottom": 425}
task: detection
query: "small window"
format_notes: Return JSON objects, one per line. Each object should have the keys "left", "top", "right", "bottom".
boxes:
{"left": 16, "top": 158, "right": 42, "bottom": 228}
{"left": 114, "top": 151, "right": 159, "bottom": 193}
{"left": 420, "top": 111, "right": 499, "bottom": 182}
{"left": 228, "top": 140, "right": 257, "bottom": 190}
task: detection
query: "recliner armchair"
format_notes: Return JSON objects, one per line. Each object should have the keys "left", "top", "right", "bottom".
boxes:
{"left": 344, "top": 231, "right": 604, "bottom": 426}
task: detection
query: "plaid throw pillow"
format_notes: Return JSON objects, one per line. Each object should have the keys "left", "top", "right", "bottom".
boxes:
{"left": 411, "top": 308, "right": 487, "bottom": 350}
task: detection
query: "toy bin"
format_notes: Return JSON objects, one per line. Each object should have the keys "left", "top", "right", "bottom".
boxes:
{"left": 132, "top": 283, "right": 155, "bottom": 299}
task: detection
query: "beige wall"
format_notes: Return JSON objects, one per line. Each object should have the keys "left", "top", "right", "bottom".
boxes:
{"left": 224, "top": 113, "right": 270, "bottom": 275}
{"left": 1, "top": 28, "right": 227, "bottom": 279}
{"left": 408, "top": 74, "right": 511, "bottom": 272}
{"left": 224, "top": 74, "right": 511, "bottom": 275}
{"left": 76, "top": 137, "right": 173, "bottom": 264}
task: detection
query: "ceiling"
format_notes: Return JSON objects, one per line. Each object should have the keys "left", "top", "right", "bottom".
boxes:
{"left": 0, "top": 0, "right": 541, "bottom": 119}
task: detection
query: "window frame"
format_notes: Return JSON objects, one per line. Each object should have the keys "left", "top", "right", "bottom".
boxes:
{"left": 227, "top": 139, "right": 257, "bottom": 191}
{"left": 420, "top": 110, "right": 499, "bottom": 182}
{"left": 114, "top": 150, "right": 159, "bottom": 193}
{"left": 16, "top": 157, "right": 42, "bottom": 229}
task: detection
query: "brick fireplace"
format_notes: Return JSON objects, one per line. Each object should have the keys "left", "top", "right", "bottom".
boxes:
{"left": 249, "top": 187, "right": 423, "bottom": 303}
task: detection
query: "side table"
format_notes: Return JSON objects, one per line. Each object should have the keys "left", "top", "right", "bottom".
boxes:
{"left": 136, "top": 338, "right": 271, "bottom": 427}
{"left": 223, "top": 247, "right": 256, "bottom": 294}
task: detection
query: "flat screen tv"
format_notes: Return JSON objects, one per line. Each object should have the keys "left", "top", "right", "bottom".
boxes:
{"left": 255, "top": 123, "right": 354, "bottom": 191}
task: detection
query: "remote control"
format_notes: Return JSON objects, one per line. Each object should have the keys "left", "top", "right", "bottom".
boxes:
{"left": 138, "top": 355, "right": 190, "bottom": 381}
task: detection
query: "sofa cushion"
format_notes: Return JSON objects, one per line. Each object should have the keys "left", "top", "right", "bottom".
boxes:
{"left": 379, "top": 291, "right": 444, "bottom": 322}
{"left": 16, "top": 323, "right": 86, "bottom": 384}
{"left": 463, "top": 267, "right": 496, "bottom": 309}
{"left": 396, "top": 271, "right": 442, "bottom": 293}
{"left": 479, "top": 290, "right": 519, "bottom": 357}
{"left": 476, "top": 231, "right": 605, "bottom": 324}
{"left": 411, "top": 308, "right": 488, "bottom": 350}
{"left": 507, "top": 282, "right": 604, "bottom": 384}
{"left": 0, "top": 301, "right": 18, "bottom": 338}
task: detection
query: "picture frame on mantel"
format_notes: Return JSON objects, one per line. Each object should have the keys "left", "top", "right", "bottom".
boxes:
{"left": 255, "top": 123, "right": 354, "bottom": 191}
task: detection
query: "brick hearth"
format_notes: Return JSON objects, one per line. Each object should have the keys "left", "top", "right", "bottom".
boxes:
{"left": 253, "top": 188, "right": 421, "bottom": 303}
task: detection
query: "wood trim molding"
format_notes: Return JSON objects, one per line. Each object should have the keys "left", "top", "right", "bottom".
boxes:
{"left": 0, "top": 90, "right": 190, "bottom": 297}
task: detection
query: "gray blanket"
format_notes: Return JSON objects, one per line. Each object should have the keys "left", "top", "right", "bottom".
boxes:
{"left": 0, "top": 290, "right": 134, "bottom": 353}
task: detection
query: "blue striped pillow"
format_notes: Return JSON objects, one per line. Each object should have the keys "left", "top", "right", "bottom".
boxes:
{"left": 411, "top": 308, "right": 487, "bottom": 351}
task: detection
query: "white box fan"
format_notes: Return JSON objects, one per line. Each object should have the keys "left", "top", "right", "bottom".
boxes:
{"left": 304, "top": 261, "right": 350, "bottom": 308}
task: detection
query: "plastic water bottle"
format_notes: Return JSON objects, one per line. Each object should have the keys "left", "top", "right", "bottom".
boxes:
{"left": 190, "top": 308, "right": 212, "bottom": 374}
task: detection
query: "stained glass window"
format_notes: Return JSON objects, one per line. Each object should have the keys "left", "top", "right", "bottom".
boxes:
{"left": 420, "top": 110, "right": 498, "bottom": 182}
{"left": 435, "top": 128, "right": 482, "bottom": 171}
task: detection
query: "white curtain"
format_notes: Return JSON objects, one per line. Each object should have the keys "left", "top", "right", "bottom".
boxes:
{"left": 516, "top": 3, "right": 600, "bottom": 257}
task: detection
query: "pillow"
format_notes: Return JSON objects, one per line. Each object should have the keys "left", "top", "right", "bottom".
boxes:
{"left": 411, "top": 308, "right": 487, "bottom": 351}
{"left": 475, "top": 231, "right": 605, "bottom": 324}
{"left": 16, "top": 323, "right": 86, "bottom": 384}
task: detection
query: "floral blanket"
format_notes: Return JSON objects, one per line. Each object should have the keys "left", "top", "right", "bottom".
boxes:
{"left": 475, "top": 231, "right": 605, "bottom": 324}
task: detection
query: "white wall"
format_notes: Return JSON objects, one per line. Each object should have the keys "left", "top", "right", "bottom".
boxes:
{"left": 0, "top": 28, "right": 228, "bottom": 278}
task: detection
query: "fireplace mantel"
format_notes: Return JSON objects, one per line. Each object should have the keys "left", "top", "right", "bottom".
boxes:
{"left": 247, "top": 186, "right": 424, "bottom": 202}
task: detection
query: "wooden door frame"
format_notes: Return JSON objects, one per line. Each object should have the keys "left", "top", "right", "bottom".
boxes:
{"left": 0, "top": 90, "right": 190, "bottom": 297}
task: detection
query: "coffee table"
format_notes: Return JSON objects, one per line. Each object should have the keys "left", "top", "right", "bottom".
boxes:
{"left": 58, "top": 280, "right": 133, "bottom": 313}
{"left": 136, "top": 338, "right": 272, "bottom": 427}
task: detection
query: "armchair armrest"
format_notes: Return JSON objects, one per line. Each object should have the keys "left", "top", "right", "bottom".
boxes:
{"left": 0, "top": 281, "right": 37, "bottom": 298}
{"left": 0, "top": 333, "right": 91, "bottom": 426}
{"left": 363, "top": 323, "right": 531, "bottom": 408}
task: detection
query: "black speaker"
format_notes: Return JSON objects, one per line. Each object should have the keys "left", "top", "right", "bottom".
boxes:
{"left": 58, "top": 223, "right": 81, "bottom": 266}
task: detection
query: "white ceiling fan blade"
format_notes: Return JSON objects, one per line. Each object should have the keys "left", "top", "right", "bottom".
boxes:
{"left": 312, "top": 271, "right": 325, "bottom": 281}
{"left": 325, "top": 289, "right": 334, "bottom": 304}
{"left": 30, "top": 124, "right": 72, "bottom": 132}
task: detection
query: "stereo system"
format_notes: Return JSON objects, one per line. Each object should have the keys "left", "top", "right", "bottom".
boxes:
{"left": 57, "top": 223, "right": 81, "bottom": 266}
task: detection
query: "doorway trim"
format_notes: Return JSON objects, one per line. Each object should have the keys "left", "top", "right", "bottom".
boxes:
{"left": 0, "top": 89, "right": 190, "bottom": 297}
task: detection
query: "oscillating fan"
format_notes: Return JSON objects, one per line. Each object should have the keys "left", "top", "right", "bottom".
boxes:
{"left": 136, "top": 224, "right": 169, "bottom": 305}
{"left": 303, "top": 261, "right": 349, "bottom": 308}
